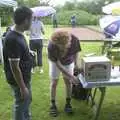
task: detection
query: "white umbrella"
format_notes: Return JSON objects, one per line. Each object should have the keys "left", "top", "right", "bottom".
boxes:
{"left": 0, "top": 0, "right": 17, "bottom": 7}
{"left": 99, "top": 15, "right": 120, "bottom": 29}
{"left": 31, "top": 6, "right": 56, "bottom": 17}
{"left": 102, "top": 2, "right": 120, "bottom": 15}
{"left": 99, "top": 15, "right": 120, "bottom": 39}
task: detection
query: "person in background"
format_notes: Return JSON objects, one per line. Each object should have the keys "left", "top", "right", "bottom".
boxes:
{"left": 71, "top": 15, "right": 76, "bottom": 28}
{"left": 3, "top": 6, "right": 33, "bottom": 120}
{"left": 48, "top": 30, "right": 81, "bottom": 117}
{"left": 52, "top": 13, "right": 58, "bottom": 28}
{"left": 29, "top": 16, "right": 45, "bottom": 73}
{"left": 2, "top": 26, "right": 11, "bottom": 46}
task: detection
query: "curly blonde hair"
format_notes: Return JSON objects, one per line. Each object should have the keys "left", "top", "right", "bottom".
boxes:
{"left": 51, "top": 30, "right": 70, "bottom": 46}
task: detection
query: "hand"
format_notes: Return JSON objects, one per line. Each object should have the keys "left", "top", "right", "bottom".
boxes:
{"left": 71, "top": 76, "right": 80, "bottom": 85}
{"left": 74, "top": 67, "right": 84, "bottom": 74}
{"left": 20, "top": 87, "right": 29, "bottom": 100}
{"left": 29, "top": 50, "right": 36, "bottom": 56}
{"left": 79, "top": 68, "right": 84, "bottom": 75}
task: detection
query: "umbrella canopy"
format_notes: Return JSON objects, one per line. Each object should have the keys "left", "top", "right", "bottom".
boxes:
{"left": 99, "top": 15, "right": 120, "bottom": 39}
{"left": 102, "top": 2, "right": 120, "bottom": 15}
{"left": 31, "top": 6, "right": 56, "bottom": 17}
{"left": 0, "top": 0, "right": 17, "bottom": 7}
{"left": 99, "top": 15, "right": 120, "bottom": 29}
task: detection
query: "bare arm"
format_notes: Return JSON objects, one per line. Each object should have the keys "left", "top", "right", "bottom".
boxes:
{"left": 56, "top": 60, "right": 73, "bottom": 79}
{"left": 41, "top": 28, "right": 45, "bottom": 35}
{"left": 74, "top": 52, "right": 80, "bottom": 69}
{"left": 55, "top": 60, "right": 77, "bottom": 84}
{"left": 74, "top": 52, "right": 84, "bottom": 75}
{"left": 41, "top": 29, "right": 45, "bottom": 35}
{"left": 41, "top": 22, "right": 45, "bottom": 35}
{"left": 9, "top": 59, "right": 29, "bottom": 99}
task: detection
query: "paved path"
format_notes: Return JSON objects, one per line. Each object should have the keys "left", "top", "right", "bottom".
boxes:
{"left": 55, "top": 27, "right": 105, "bottom": 41}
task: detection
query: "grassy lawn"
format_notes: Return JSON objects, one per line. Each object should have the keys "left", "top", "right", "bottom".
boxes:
{"left": 0, "top": 25, "right": 120, "bottom": 120}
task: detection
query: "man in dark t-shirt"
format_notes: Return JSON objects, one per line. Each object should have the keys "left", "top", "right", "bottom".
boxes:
{"left": 3, "top": 7, "right": 32, "bottom": 120}
{"left": 48, "top": 30, "right": 81, "bottom": 116}
{"left": 3, "top": 30, "right": 32, "bottom": 86}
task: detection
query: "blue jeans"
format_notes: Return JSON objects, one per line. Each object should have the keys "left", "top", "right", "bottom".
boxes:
{"left": 11, "top": 83, "right": 32, "bottom": 120}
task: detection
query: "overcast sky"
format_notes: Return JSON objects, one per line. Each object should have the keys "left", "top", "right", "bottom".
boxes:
{"left": 49, "top": 0, "right": 87, "bottom": 6}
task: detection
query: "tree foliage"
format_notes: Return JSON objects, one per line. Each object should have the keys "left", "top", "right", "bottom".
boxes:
{"left": 15, "top": 0, "right": 52, "bottom": 7}
{"left": 16, "top": 0, "right": 40, "bottom": 7}
{"left": 56, "top": 0, "right": 120, "bottom": 14}
{"left": 1, "top": 0, "right": 120, "bottom": 26}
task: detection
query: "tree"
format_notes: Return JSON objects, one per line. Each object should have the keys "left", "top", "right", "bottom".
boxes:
{"left": 76, "top": 0, "right": 120, "bottom": 14}
{"left": 15, "top": 0, "right": 40, "bottom": 7}
{"left": 39, "top": 0, "right": 52, "bottom": 6}
{"left": 63, "top": 1, "right": 76, "bottom": 10}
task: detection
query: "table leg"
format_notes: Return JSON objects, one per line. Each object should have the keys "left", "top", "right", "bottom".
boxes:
{"left": 94, "top": 87, "right": 106, "bottom": 120}
{"left": 86, "top": 88, "right": 92, "bottom": 104}
{"left": 93, "top": 88, "right": 97, "bottom": 101}
{"left": 86, "top": 88, "right": 97, "bottom": 106}
{"left": 101, "top": 41, "right": 112, "bottom": 55}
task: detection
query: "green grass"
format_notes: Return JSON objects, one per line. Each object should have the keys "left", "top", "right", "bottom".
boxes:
{"left": 1, "top": 26, "right": 120, "bottom": 120}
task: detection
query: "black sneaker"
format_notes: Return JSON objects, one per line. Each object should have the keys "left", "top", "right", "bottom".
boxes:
{"left": 49, "top": 105, "right": 58, "bottom": 117}
{"left": 64, "top": 104, "right": 73, "bottom": 114}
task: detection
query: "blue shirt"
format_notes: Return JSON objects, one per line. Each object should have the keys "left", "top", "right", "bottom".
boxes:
{"left": 3, "top": 30, "right": 32, "bottom": 85}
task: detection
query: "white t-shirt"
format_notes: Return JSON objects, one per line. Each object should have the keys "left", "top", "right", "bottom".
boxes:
{"left": 30, "top": 20, "right": 44, "bottom": 40}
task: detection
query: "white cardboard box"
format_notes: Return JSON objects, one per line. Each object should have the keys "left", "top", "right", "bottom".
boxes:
{"left": 81, "top": 56, "right": 111, "bottom": 82}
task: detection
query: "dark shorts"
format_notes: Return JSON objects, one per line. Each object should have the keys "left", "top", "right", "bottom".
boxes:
{"left": 30, "top": 39, "right": 43, "bottom": 51}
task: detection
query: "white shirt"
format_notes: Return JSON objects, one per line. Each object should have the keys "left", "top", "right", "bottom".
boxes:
{"left": 30, "top": 20, "right": 44, "bottom": 40}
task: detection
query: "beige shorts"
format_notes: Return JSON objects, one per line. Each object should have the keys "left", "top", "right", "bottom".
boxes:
{"left": 49, "top": 60, "right": 74, "bottom": 80}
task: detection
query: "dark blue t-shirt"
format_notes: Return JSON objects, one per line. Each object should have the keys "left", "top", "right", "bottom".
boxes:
{"left": 48, "top": 34, "right": 81, "bottom": 65}
{"left": 3, "top": 30, "right": 32, "bottom": 85}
